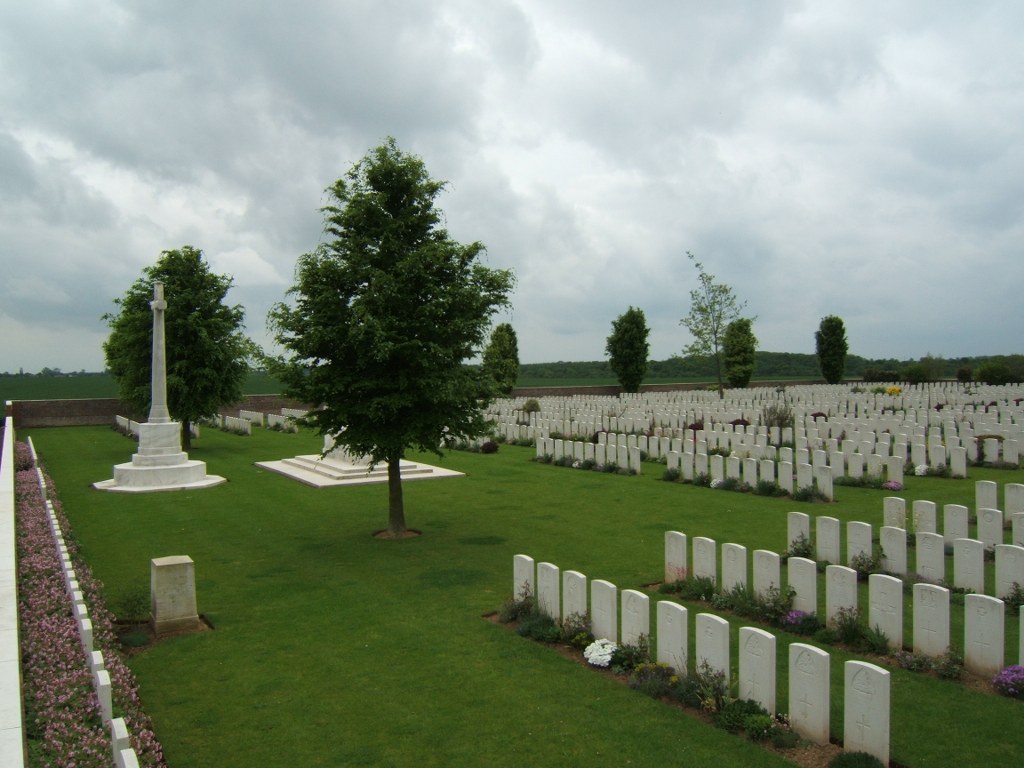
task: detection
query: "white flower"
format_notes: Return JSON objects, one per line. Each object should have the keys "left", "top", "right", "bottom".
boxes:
{"left": 711, "top": 479, "right": 724, "bottom": 489}
{"left": 584, "top": 638, "right": 618, "bottom": 667}
{"left": 572, "top": 460, "right": 581, "bottom": 469}
{"left": 914, "top": 465, "right": 928, "bottom": 476}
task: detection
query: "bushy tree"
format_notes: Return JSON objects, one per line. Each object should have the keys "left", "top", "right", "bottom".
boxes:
{"left": 103, "top": 246, "right": 253, "bottom": 449}
{"left": 722, "top": 318, "right": 757, "bottom": 388}
{"left": 679, "top": 252, "right": 749, "bottom": 398}
{"left": 269, "top": 138, "right": 514, "bottom": 537}
{"left": 482, "top": 322, "right": 520, "bottom": 396}
{"left": 975, "top": 360, "right": 1013, "bottom": 385}
{"left": 606, "top": 306, "right": 650, "bottom": 393}
{"left": 814, "top": 315, "right": 849, "bottom": 384}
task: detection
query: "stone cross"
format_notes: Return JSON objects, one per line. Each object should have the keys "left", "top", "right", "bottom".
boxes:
{"left": 148, "top": 281, "right": 172, "bottom": 424}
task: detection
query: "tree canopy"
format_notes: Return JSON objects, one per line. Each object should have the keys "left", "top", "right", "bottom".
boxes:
{"left": 679, "top": 252, "right": 750, "bottom": 398}
{"left": 723, "top": 318, "right": 757, "bottom": 388}
{"left": 605, "top": 306, "right": 650, "bottom": 393}
{"left": 815, "top": 315, "right": 849, "bottom": 384}
{"left": 268, "top": 138, "right": 514, "bottom": 536}
{"left": 102, "top": 246, "right": 253, "bottom": 448}
{"left": 482, "top": 322, "right": 520, "bottom": 396}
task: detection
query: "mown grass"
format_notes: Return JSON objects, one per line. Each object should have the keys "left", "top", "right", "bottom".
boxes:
{"left": 22, "top": 425, "right": 1024, "bottom": 768}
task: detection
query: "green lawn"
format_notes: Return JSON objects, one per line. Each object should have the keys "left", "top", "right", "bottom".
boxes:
{"left": 21, "top": 425, "right": 1024, "bottom": 768}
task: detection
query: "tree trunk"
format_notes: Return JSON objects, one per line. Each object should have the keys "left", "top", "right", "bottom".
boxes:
{"left": 386, "top": 455, "right": 406, "bottom": 535}
{"left": 181, "top": 420, "right": 192, "bottom": 450}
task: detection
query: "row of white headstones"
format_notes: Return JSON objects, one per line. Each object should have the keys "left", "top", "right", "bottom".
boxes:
{"left": 513, "top": 552, "right": 892, "bottom": 764}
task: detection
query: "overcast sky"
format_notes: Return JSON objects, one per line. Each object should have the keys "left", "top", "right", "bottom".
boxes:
{"left": 2, "top": 1, "right": 1022, "bottom": 373}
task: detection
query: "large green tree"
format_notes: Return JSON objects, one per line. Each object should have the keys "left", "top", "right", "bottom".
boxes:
{"left": 723, "top": 318, "right": 757, "bottom": 388}
{"left": 103, "top": 246, "right": 253, "bottom": 449}
{"left": 679, "top": 252, "right": 749, "bottom": 398}
{"left": 605, "top": 306, "right": 650, "bottom": 393}
{"left": 814, "top": 315, "right": 849, "bottom": 384}
{"left": 482, "top": 322, "right": 520, "bottom": 396}
{"left": 268, "top": 138, "right": 514, "bottom": 537}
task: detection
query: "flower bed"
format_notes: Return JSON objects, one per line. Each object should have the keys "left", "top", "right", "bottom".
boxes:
{"left": 16, "top": 443, "right": 166, "bottom": 767}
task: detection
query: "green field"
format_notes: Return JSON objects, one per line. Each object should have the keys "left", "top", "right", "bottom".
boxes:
{"left": 18, "top": 424, "right": 1024, "bottom": 767}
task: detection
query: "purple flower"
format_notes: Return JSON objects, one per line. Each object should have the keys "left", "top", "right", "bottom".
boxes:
{"left": 993, "top": 665, "right": 1024, "bottom": 699}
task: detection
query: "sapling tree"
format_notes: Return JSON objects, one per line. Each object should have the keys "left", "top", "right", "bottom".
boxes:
{"left": 605, "top": 306, "right": 650, "bottom": 393}
{"left": 722, "top": 318, "right": 757, "bottom": 388}
{"left": 482, "top": 322, "right": 520, "bottom": 396}
{"left": 269, "top": 138, "right": 514, "bottom": 537}
{"left": 679, "top": 252, "right": 750, "bottom": 398}
{"left": 814, "top": 315, "right": 849, "bottom": 384}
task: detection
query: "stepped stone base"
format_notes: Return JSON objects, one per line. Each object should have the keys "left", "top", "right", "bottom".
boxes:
{"left": 256, "top": 454, "right": 463, "bottom": 488}
{"left": 94, "top": 458, "right": 226, "bottom": 492}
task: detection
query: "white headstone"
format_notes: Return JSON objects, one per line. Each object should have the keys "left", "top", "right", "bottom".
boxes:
{"left": 789, "top": 643, "right": 830, "bottom": 745}
{"left": 753, "top": 550, "right": 781, "bottom": 599}
{"left": 536, "top": 562, "right": 560, "bottom": 619}
{"left": 692, "top": 536, "right": 717, "bottom": 585}
{"left": 994, "top": 544, "right": 1024, "bottom": 600}
{"left": 912, "top": 500, "right": 938, "bottom": 534}
{"left": 695, "top": 613, "right": 730, "bottom": 680}
{"left": 150, "top": 555, "right": 201, "bottom": 636}
{"left": 843, "top": 661, "right": 890, "bottom": 765}
{"left": 913, "top": 583, "right": 950, "bottom": 657}
{"left": 879, "top": 525, "right": 907, "bottom": 576}
{"left": 656, "top": 601, "right": 688, "bottom": 674}
{"left": 846, "top": 521, "right": 873, "bottom": 568}
{"left": 665, "top": 531, "right": 688, "bottom": 583}
{"left": 721, "top": 543, "right": 747, "bottom": 593}
{"left": 825, "top": 565, "right": 858, "bottom": 626}
{"left": 590, "top": 579, "right": 618, "bottom": 642}
{"left": 953, "top": 539, "right": 985, "bottom": 595}
{"left": 787, "top": 557, "right": 817, "bottom": 616}
{"left": 964, "top": 593, "right": 1005, "bottom": 676}
{"left": 868, "top": 573, "right": 902, "bottom": 650}
{"left": 739, "top": 626, "right": 776, "bottom": 716}
{"left": 787, "top": 511, "right": 810, "bottom": 552}
{"left": 513, "top": 554, "right": 535, "bottom": 598}
{"left": 816, "top": 516, "right": 841, "bottom": 564}
{"left": 915, "top": 532, "right": 945, "bottom": 583}
{"left": 943, "top": 504, "right": 970, "bottom": 545}
{"left": 562, "top": 570, "right": 587, "bottom": 622}
{"left": 976, "top": 480, "right": 999, "bottom": 512}
{"left": 621, "top": 589, "right": 650, "bottom": 648}
{"left": 977, "top": 507, "right": 1004, "bottom": 551}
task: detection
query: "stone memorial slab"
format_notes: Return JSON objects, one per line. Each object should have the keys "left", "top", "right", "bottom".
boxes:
{"left": 787, "top": 511, "right": 810, "bottom": 552}
{"left": 739, "top": 627, "right": 776, "bottom": 716}
{"left": 695, "top": 613, "right": 730, "bottom": 680}
{"left": 692, "top": 536, "right": 717, "bottom": 585}
{"left": 880, "top": 525, "right": 907, "bottom": 576}
{"left": 913, "top": 583, "right": 950, "bottom": 657}
{"left": 665, "top": 531, "right": 688, "bottom": 582}
{"left": 796, "top": 462, "right": 814, "bottom": 493}
{"left": 513, "top": 554, "right": 535, "bottom": 598}
{"left": 949, "top": 446, "right": 967, "bottom": 477}
{"left": 621, "top": 589, "right": 650, "bottom": 648}
{"left": 994, "top": 544, "right": 1024, "bottom": 600}
{"left": 721, "top": 543, "right": 747, "bottom": 593}
{"left": 943, "top": 504, "right": 969, "bottom": 545}
{"left": 1006, "top": 483, "right": 1024, "bottom": 516}
{"left": 753, "top": 550, "right": 781, "bottom": 598}
{"left": 977, "top": 508, "right": 1004, "bottom": 551}
{"left": 976, "top": 480, "right": 998, "bottom": 513}
{"left": 562, "top": 570, "right": 587, "bottom": 621}
{"left": 537, "top": 562, "right": 560, "bottom": 619}
{"left": 868, "top": 574, "right": 902, "bottom": 649}
{"left": 843, "top": 661, "right": 890, "bottom": 765}
{"left": 964, "top": 593, "right": 1004, "bottom": 676}
{"left": 816, "top": 516, "right": 841, "bottom": 564}
{"left": 656, "top": 601, "right": 688, "bottom": 674}
{"left": 789, "top": 643, "right": 830, "bottom": 745}
{"left": 1014, "top": 513, "right": 1024, "bottom": 548}
{"left": 788, "top": 557, "right": 817, "bottom": 616}
{"left": 151, "top": 555, "right": 202, "bottom": 637}
{"left": 591, "top": 579, "right": 618, "bottom": 642}
{"left": 915, "top": 532, "right": 945, "bottom": 583}
{"left": 953, "top": 539, "right": 985, "bottom": 595}
{"left": 825, "top": 565, "right": 858, "bottom": 626}
{"left": 846, "top": 521, "right": 872, "bottom": 567}
{"left": 912, "top": 500, "right": 937, "bottom": 534}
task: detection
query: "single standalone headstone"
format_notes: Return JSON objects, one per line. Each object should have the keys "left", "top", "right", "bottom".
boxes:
{"left": 513, "top": 554, "right": 535, "bottom": 598}
{"left": 695, "top": 613, "right": 730, "bottom": 680}
{"left": 95, "top": 669, "right": 113, "bottom": 723}
{"left": 621, "top": 589, "right": 650, "bottom": 648}
{"left": 789, "top": 643, "right": 830, "bottom": 745}
{"left": 710, "top": 454, "right": 725, "bottom": 484}
{"left": 816, "top": 516, "right": 841, "bottom": 564}
{"left": 721, "top": 543, "right": 747, "bottom": 593}
{"left": 976, "top": 480, "right": 999, "bottom": 513}
{"left": 913, "top": 500, "right": 938, "bottom": 534}
{"left": 916, "top": 532, "right": 945, "bottom": 583}
{"left": 943, "top": 504, "right": 970, "bottom": 545}
{"left": 753, "top": 550, "right": 781, "bottom": 598}
{"left": 665, "top": 531, "right": 688, "bottom": 583}
{"left": 846, "top": 521, "right": 873, "bottom": 568}
{"left": 994, "top": 544, "right": 1024, "bottom": 600}
{"left": 868, "top": 574, "right": 902, "bottom": 650}
{"left": 1006, "top": 483, "right": 1024, "bottom": 516}
{"left": 151, "top": 556, "right": 202, "bottom": 636}
{"left": 977, "top": 508, "right": 1004, "bottom": 551}
{"left": 953, "top": 539, "right": 985, "bottom": 595}
{"left": 880, "top": 525, "right": 907, "bottom": 576}
{"left": 964, "top": 593, "right": 1005, "bottom": 676}
{"left": 591, "top": 579, "right": 618, "bottom": 642}
{"left": 693, "top": 536, "right": 717, "bottom": 584}
{"left": 788, "top": 557, "right": 818, "bottom": 616}
{"left": 844, "top": 661, "right": 890, "bottom": 765}
{"left": 537, "top": 562, "right": 560, "bottom": 619}
{"left": 739, "top": 626, "right": 776, "bottom": 715}
{"left": 913, "top": 583, "right": 950, "bottom": 657}
{"left": 825, "top": 565, "right": 858, "bottom": 626}
{"left": 787, "top": 511, "right": 810, "bottom": 552}
{"left": 656, "top": 601, "right": 688, "bottom": 675}
{"left": 949, "top": 446, "right": 967, "bottom": 477}
{"left": 562, "top": 570, "right": 587, "bottom": 622}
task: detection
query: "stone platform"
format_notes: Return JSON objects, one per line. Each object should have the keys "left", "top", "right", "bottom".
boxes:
{"left": 256, "top": 453, "right": 463, "bottom": 488}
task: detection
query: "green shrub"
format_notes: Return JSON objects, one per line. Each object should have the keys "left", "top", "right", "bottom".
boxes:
{"left": 610, "top": 635, "right": 651, "bottom": 674}
{"left": 515, "top": 612, "right": 561, "bottom": 642}
{"left": 661, "top": 467, "right": 681, "bottom": 482}
{"left": 714, "top": 698, "right": 767, "bottom": 732}
{"left": 628, "top": 662, "right": 677, "bottom": 699}
{"left": 828, "top": 751, "right": 885, "bottom": 768}
{"left": 522, "top": 398, "right": 541, "bottom": 414}
{"left": 785, "top": 532, "right": 813, "bottom": 560}
{"left": 743, "top": 713, "right": 775, "bottom": 741}
{"left": 771, "top": 727, "right": 801, "bottom": 749}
